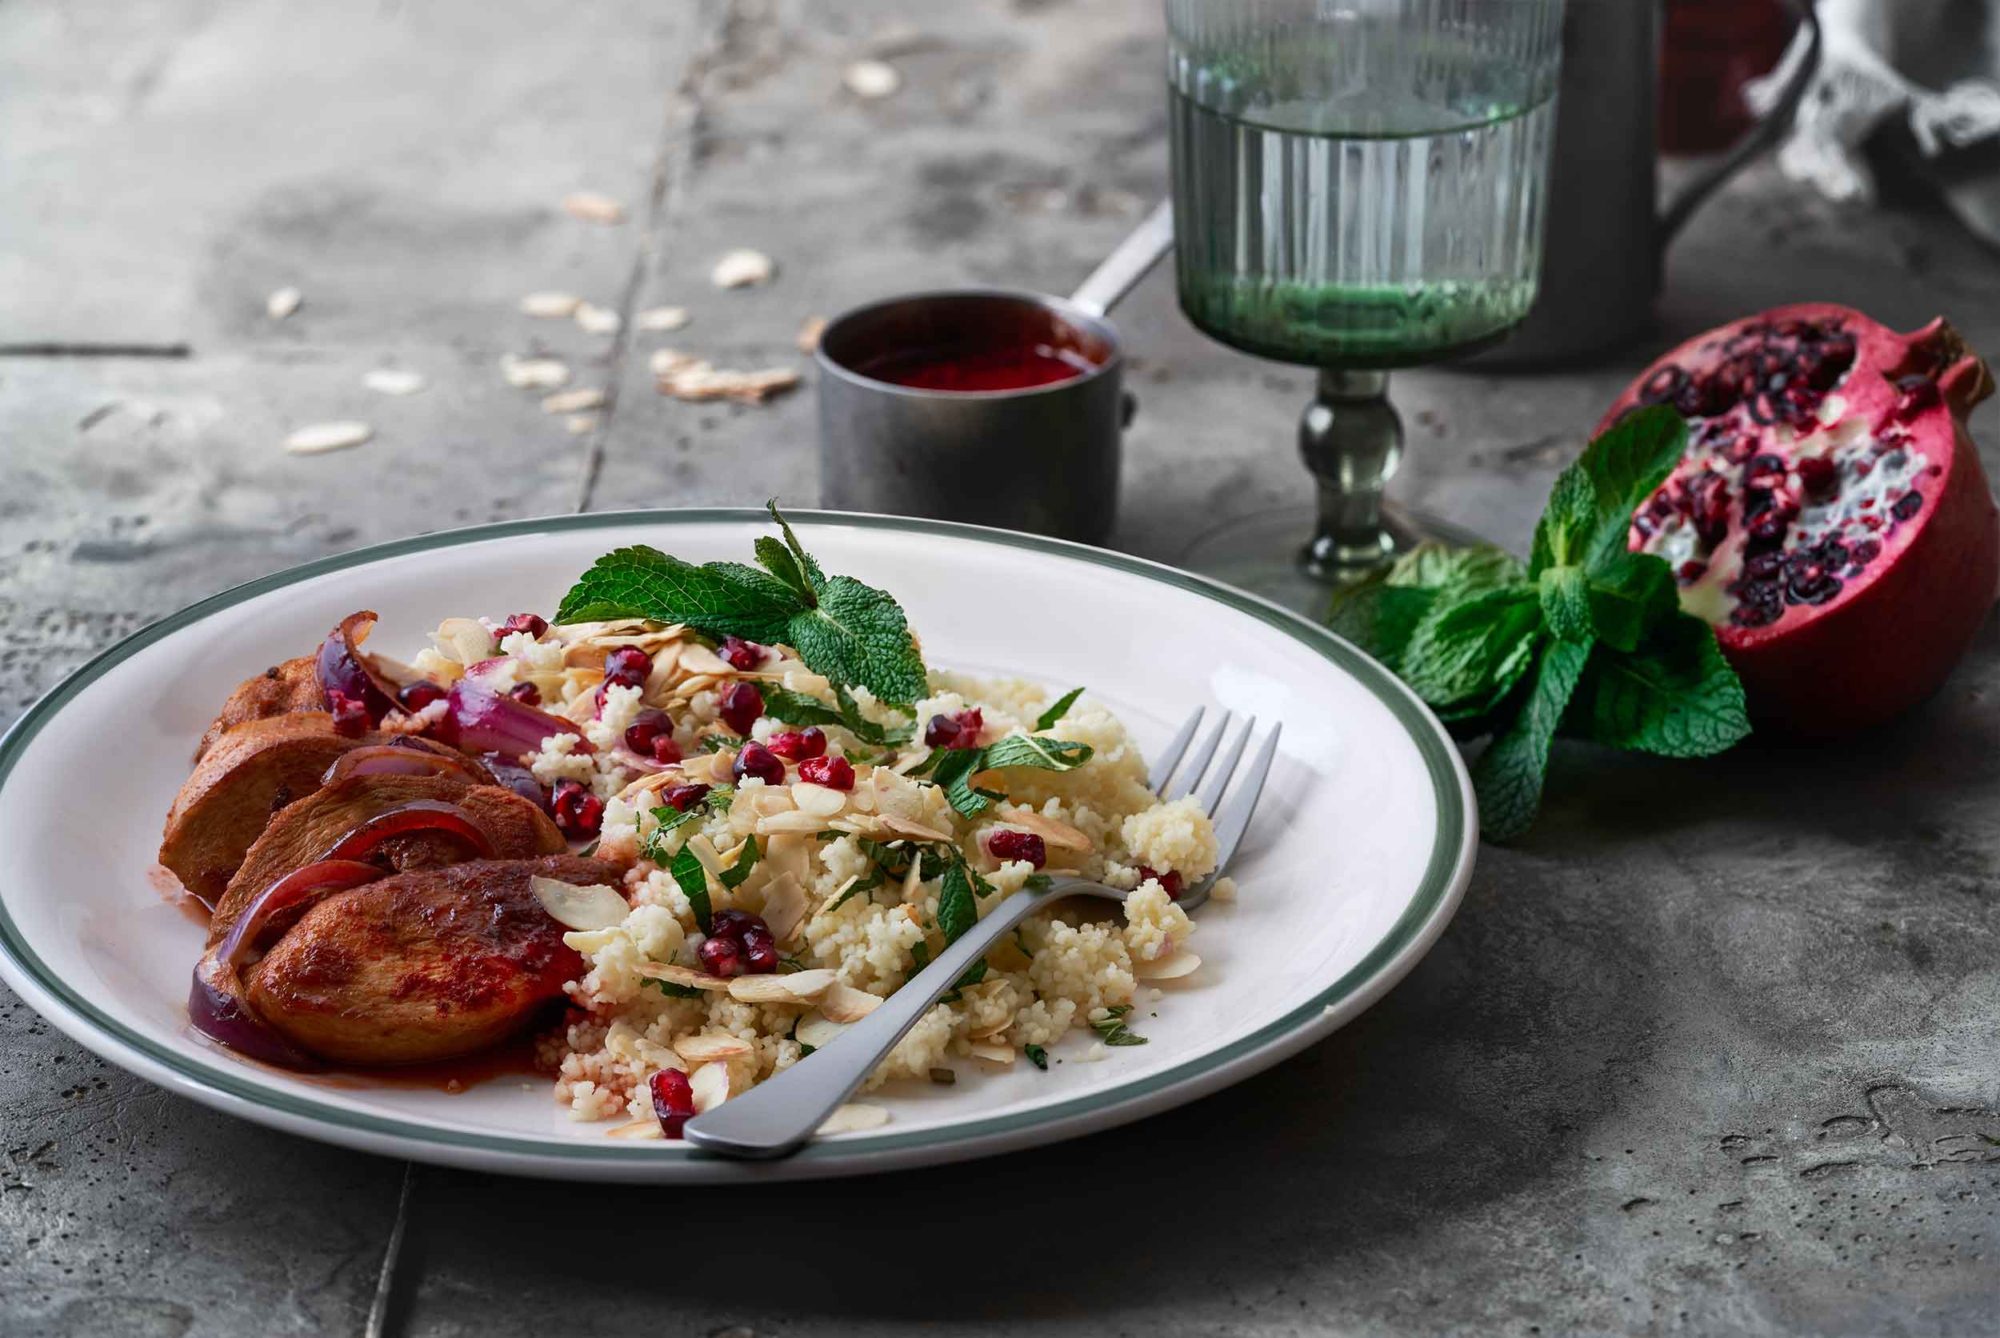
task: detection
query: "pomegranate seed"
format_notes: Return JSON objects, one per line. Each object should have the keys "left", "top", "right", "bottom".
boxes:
{"left": 603, "top": 646, "right": 652, "bottom": 688}
{"left": 733, "top": 741, "right": 785, "bottom": 786}
{"left": 797, "top": 755, "right": 855, "bottom": 790}
{"left": 766, "top": 727, "right": 827, "bottom": 761}
{"left": 719, "top": 682, "right": 764, "bottom": 735}
{"left": 1137, "top": 865, "right": 1185, "bottom": 899}
{"left": 649, "top": 1068, "right": 696, "bottom": 1137}
{"left": 507, "top": 681, "right": 542, "bottom": 706}
{"left": 551, "top": 779, "right": 603, "bottom": 838}
{"left": 924, "top": 714, "right": 960, "bottom": 748}
{"left": 718, "top": 635, "right": 766, "bottom": 671}
{"left": 662, "top": 782, "right": 711, "bottom": 812}
{"left": 698, "top": 935, "right": 745, "bottom": 977}
{"left": 624, "top": 708, "right": 683, "bottom": 763}
{"left": 327, "top": 689, "right": 370, "bottom": 738}
{"left": 987, "top": 830, "right": 1047, "bottom": 867}
{"left": 924, "top": 708, "right": 984, "bottom": 750}
{"left": 710, "top": 909, "right": 763, "bottom": 941}
{"left": 502, "top": 613, "right": 549, "bottom": 639}
{"left": 397, "top": 680, "right": 446, "bottom": 712}
{"left": 742, "top": 937, "right": 780, "bottom": 974}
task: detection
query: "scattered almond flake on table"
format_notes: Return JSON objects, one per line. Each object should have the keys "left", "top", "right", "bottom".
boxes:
{"left": 636, "top": 306, "right": 689, "bottom": 331}
{"left": 282, "top": 421, "right": 372, "bottom": 455}
{"left": 650, "top": 347, "right": 701, "bottom": 377}
{"left": 574, "top": 303, "right": 622, "bottom": 335}
{"left": 362, "top": 368, "right": 426, "bottom": 396}
{"left": 520, "top": 291, "right": 583, "bottom": 318}
{"left": 843, "top": 59, "right": 902, "bottom": 100}
{"left": 710, "top": 248, "right": 775, "bottom": 289}
{"left": 541, "top": 386, "right": 606, "bottom": 414}
{"left": 266, "top": 286, "right": 302, "bottom": 320}
{"left": 565, "top": 412, "right": 600, "bottom": 435}
{"left": 657, "top": 359, "right": 801, "bottom": 405}
{"left": 562, "top": 191, "right": 626, "bottom": 224}
{"left": 796, "top": 315, "right": 827, "bottom": 352}
{"left": 501, "top": 354, "right": 570, "bottom": 390}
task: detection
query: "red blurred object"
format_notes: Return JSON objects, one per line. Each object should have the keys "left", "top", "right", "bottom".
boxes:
{"left": 1660, "top": 0, "right": 1797, "bottom": 154}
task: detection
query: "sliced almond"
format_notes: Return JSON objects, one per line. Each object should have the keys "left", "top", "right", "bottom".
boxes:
{"left": 968, "top": 1016, "right": 1011, "bottom": 1041}
{"left": 568, "top": 412, "right": 600, "bottom": 435}
{"left": 756, "top": 810, "right": 832, "bottom": 836}
{"left": 637, "top": 962, "right": 731, "bottom": 992}
{"left": 740, "top": 785, "right": 796, "bottom": 819}
{"left": 790, "top": 784, "right": 848, "bottom": 820}
{"left": 266, "top": 286, "right": 302, "bottom": 320}
{"left": 606, "top": 1118, "right": 663, "bottom": 1140}
{"left": 728, "top": 967, "right": 836, "bottom": 1004}
{"left": 362, "top": 368, "right": 426, "bottom": 396}
{"left": 501, "top": 355, "right": 570, "bottom": 390}
{"left": 762, "top": 832, "right": 811, "bottom": 890}
{"left": 796, "top": 315, "right": 827, "bottom": 352}
{"left": 901, "top": 852, "right": 924, "bottom": 903}
{"left": 817, "top": 1103, "right": 890, "bottom": 1135}
{"left": 521, "top": 291, "right": 582, "bottom": 318}
{"left": 686, "top": 833, "right": 724, "bottom": 880}
{"left": 676, "top": 643, "right": 738, "bottom": 677}
{"left": 636, "top": 306, "right": 689, "bottom": 331}
{"left": 563, "top": 191, "right": 626, "bottom": 224}
{"left": 817, "top": 981, "right": 884, "bottom": 1024}
{"left": 968, "top": 1041, "right": 1016, "bottom": 1067}
{"left": 658, "top": 364, "right": 800, "bottom": 405}
{"left": 574, "top": 302, "right": 622, "bottom": 335}
{"left": 542, "top": 386, "right": 606, "bottom": 414}
{"left": 995, "top": 806, "right": 1093, "bottom": 852}
{"left": 877, "top": 815, "right": 954, "bottom": 845}
{"left": 842, "top": 59, "right": 901, "bottom": 100}
{"left": 530, "top": 876, "right": 629, "bottom": 931}
{"left": 1134, "top": 951, "right": 1201, "bottom": 981}
{"left": 689, "top": 1061, "right": 730, "bottom": 1113}
{"left": 283, "top": 421, "right": 372, "bottom": 455}
{"left": 650, "top": 347, "right": 702, "bottom": 378}
{"left": 794, "top": 1011, "right": 849, "bottom": 1049}
{"left": 674, "top": 1033, "right": 754, "bottom": 1063}
{"left": 759, "top": 872, "right": 811, "bottom": 945}
{"left": 432, "top": 617, "right": 494, "bottom": 666}
{"left": 710, "top": 248, "right": 774, "bottom": 289}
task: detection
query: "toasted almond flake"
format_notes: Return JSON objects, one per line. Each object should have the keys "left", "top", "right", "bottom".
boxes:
{"left": 796, "top": 315, "right": 827, "bottom": 352}
{"left": 431, "top": 617, "right": 494, "bottom": 666}
{"left": 741, "top": 786, "right": 796, "bottom": 819}
{"left": 520, "top": 291, "right": 583, "bottom": 318}
{"left": 818, "top": 980, "right": 884, "bottom": 1024}
{"left": 606, "top": 1118, "right": 664, "bottom": 1140}
{"left": 501, "top": 355, "right": 570, "bottom": 390}
{"left": 817, "top": 1103, "right": 890, "bottom": 1135}
{"left": 794, "top": 1011, "right": 849, "bottom": 1049}
{"left": 877, "top": 815, "right": 954, "bottom": 844}
{"left": 1134, "top": 950, "right": 1201, "bottom": 981}
{"left": 968, "top": 1041, "right": 1016, "bottom": 1067}
{"left": 541, "top": 386, "right": 606, "bottom": 414}
{"left": 759, "top": 872, "right": 811, "bottom": 945}
{"left": 530, "top": 876, "right": 629, "bottom": 931}
{"left": 729, "top": 967, "right": 836, "bottom": 1005}
{"left": 791, "top": 784, "right": 848, "bottom": 820}
{"left": 763, "top": 832, "right": 811, "bottom": 888}
{"left": 266, "top": 286, "right": 302, "bottom": 320}
{"left": 283, "top": 421, "right": 372, "bottom": 455}
{"left": 901, "top": 853, "right": 925, "bottom": 903}
{"left": 969, "top": 1017, "right": 1011, "bottom": 1040}
{"left": 689, "top": 1061, "right": 730, "bottom": 1113}
{"left": 687, "top": 833, "right": 723, "bottom": 880}
{"left": 995, "top": 807, "right": 1093, "bottom": 852}
{"left": 675, "top": 1033, "right": 754, "bottom": 1063}
{"left": 676, "top": 643, "right": 737, "bottom": 677}
{"left": 637, "top": 962, "right": 731, "bottom": 991}
{"left": 650, "top": 347, "right": 702, "bottom": 377}
{"left": 360, "top": 369, "right": 427, "bottom": 398}
{"left": 658, "top": 363, "right": 801, "bottom": 405}
{"left": 710, "top": 248, "right": 775, "bottom": 289}
{"left": 843, "top": 59, "right": 902, "bottom": 100}
{"left": 755, "top": 810, "right": 832, "bottom": 836}
{"left": 565, "top": 413, "right": 600, "bottom": 435}
{"left": 636, "top": 305, "right": 689, "bottom": 331}
{"left": 563, "top": 191, "right": 626, "bottom": 224}
{"left": 575, "top": 302, "right": 622, "bottom": 335}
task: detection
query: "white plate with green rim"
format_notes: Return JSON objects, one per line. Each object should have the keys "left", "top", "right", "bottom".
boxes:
{"left": 0, "top": 510, "right": 1475, "bottom": 1182}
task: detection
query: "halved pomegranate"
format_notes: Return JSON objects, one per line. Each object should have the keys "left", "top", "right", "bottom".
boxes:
{"left": 1606, "top": 303, "right": 1998, "bottom": 735}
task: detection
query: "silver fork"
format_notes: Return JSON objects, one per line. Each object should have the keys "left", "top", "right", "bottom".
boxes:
{"left": 683, "top": 707, "right": 1281, "bottom": 1160}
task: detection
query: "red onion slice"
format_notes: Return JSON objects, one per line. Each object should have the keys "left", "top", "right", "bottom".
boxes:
{"left": 315, "top": 798, "right": 496, "bottom": 866}
{"left": 315, "top": 611, "right": 401, "bottom": 725}
{"left": 188, "top": 953, "right": 322, "bottom": 1070}
{"left": 322, "top": 745, "right": 489, "bottom": 787}
{"left": 215, "top": 858, "right": 384, "bottom": 968}
{"left": 432, "top": 678, "right": 592, "bottom": 759}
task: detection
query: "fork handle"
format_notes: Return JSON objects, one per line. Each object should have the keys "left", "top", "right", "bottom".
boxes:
{"left": 682, "top": 883, "right": 1069, "bottom": 1159}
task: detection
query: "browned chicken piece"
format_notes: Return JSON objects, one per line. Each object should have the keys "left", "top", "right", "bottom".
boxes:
{"left": 244, "top": 854, "right": 615, "bottom": 1065}
{"left": 161, "top": 719, "right": 498, "bottom": 908}
{"left": 209, "top": 774, "right": 565, "bottom": 948}
{"left": 195, "top": 656, "right": 325, "bottom": 761}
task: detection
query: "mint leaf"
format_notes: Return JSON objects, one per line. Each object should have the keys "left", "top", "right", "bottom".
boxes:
{"left": 928, "top": 735, "right": 1095, "bottom": 818}
{"left": 645, "top": 978, "right": 705, "bottom": 999}
{"left": 640, "top": 786, "right": 733, "bottom": 866}
{"left": 766, "top": 500, "right": 827, "bottom": 592}
{"left": 758, "top": 684, "right": 844, "bottom": 730}
{"left": 753, "top": 536, "right": 815, "bottom": 605}
{"left": 1471, "top": 638, "right": 1591, "bottom": 842}
{"left": 1537, "top": 566, "right": 1594, "bottom": 644}
{"left": 1024, "top": 1043, "right": 1049, "bottom": 1070}
{"left": 1328, "top": 544, "right": 1525, "bottom": 668}
{"left": 1034, "top": 688, "right": 1085, "bottom": 732}
{"left": 556, "top": 546, "right": 798, "bottom": 636}
{"left": 1529, "top": 466, "right": 1600, "bottom": 575}
{"left": 784, "top": 575, "right": 928, "bottom": 705}
{"left": 717, "top": 836, "right": 760, "bottom": 890}
{"left": 1399, "top": 585, "right": 1544, "bottom": 719}
{"left": 668, "top": 844, "right": 712, "bottom": 933}
{"left": 1531, "top": 406, "right": 1687, "bottom": 577}
{"left": 1090, "top": 1004, "right": 1146, "bottom": 1046}
{"left": 1582, "top": 551, "right": 1679, "bottom": 653}
{"left": 1392, "top": 543, "right": 1527, "bottom": 591}
{"left": 1573, "top": 615, "right": 1750, "bottom": 757}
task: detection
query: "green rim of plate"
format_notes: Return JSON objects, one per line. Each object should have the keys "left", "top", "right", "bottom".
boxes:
{"left": 0, "top": 509, "right": 1472, "bottom": 1165}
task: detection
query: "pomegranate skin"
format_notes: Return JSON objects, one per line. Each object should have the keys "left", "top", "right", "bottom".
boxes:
{"left": 1604, "top": 302, "right": 1999, "bottom": 737}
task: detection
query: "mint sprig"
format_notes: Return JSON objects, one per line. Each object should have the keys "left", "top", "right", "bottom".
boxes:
{"left": 1326, "top": 405, "right": 1749, "bottom": 841}
{"left": 920, "top": 735, "right": 1095, "bottom": 818}
{"left": 556, "top": 502, "right": 929, "bottom": 704}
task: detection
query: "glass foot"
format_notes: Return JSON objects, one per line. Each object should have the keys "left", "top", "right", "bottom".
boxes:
{"left": 1178, "top": 502, "right": 1494, "bottom": 618}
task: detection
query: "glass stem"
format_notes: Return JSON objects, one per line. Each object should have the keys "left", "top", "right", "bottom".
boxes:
{"left": 1298, "top": 369, "right": 1403, "bottom": 581}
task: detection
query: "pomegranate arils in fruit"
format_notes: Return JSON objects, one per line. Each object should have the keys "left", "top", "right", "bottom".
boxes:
{"left": 502, "top": 613, "right": 549, "bottom": 639}
{"left": 733, "top": 742, "right": 785, "bottom": 786}
{"left": 663, "top": 782, "right": 711, "bottom": 812}
{"left": 507, "top": 682, "right": 542, "bottom": 707}
{"left": 987, "top": 830, "right": 1047, "bottom": 868}
{"left": 718, "top": 635, "right": 766, "bottom": 670}
{"left": 625, "top": 709, "right": 682, "bottom": 763}
{"left": 1137, "top": 866, "right": 1185, "bottom": 899}
{"left": 719, "top": 682, "right": 764, "bottom": 735}
{"left": 397, "top": 680, "right": 446, "bottom": 712}
{"left": 698, "top": 935, "right": 745, "bottom": 977}
{"left": 797, "top": 755, "right": 855, "bottom": 790}
{"left": 1606, "top": 302, "right": 1999, "bottom": 735}
{"left": 766, "top": 727, "right": 826, "bottom": 761}
{"left": 551, "top": 779, "right": 604, "bottom": 838}
{"left": 650, "top": 1068, "right": 696, "bottom": 1137}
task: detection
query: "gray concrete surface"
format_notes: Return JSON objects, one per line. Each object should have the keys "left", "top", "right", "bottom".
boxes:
{"left": 4, "top": 1, "right": 1999, "bottom": 1334}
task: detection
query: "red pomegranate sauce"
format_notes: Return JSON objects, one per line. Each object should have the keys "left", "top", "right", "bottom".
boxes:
{"left": 853, "top": 341, "right": 1096, "bottom": 393}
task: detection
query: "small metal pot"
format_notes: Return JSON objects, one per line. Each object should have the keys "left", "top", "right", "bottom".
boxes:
{"left": 815, "top": 204, "right": 1171, "bottom": 545}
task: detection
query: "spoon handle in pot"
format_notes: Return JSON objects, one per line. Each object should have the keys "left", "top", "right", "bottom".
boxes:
{"left": 1070, "top": 200, "right": 1173, "bottom": 319}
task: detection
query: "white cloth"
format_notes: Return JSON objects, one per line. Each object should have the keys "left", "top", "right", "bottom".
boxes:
{"left": 1746, "top": 0, "right": 2000, "bottom": 202}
